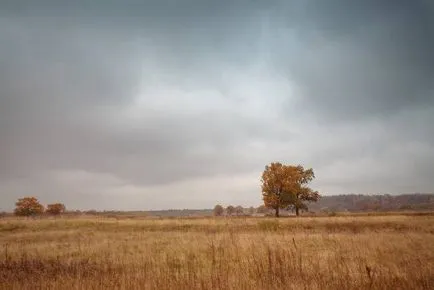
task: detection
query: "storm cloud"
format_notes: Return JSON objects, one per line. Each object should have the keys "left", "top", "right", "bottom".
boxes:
{"left": 1, "top": 0, "right": 433, "bottom": 210}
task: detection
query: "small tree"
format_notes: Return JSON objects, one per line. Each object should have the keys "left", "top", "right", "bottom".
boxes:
{"left": 235, "top": 206, "right": 244, "bottom": 216}
{"left": 226, "top": 205, "right": 235, "bottom": 216}
{"left": 261, "top": 162, "right": 320, "bottom": 217}
{"left": 248, "top": 206, "right": 255, "bottom": 215}
{"left": 213, "top": 204, "right": 224, "bottom": 216}
{"left": 46, "top": 203, "right": 66, "bottom": 216}
{"left": 14, "top": 197, "right": 44, "bottom": 217}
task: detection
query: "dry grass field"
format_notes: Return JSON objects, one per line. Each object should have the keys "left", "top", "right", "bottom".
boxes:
{"left": 1, "top": 214, "right": 433, "bottom": 289}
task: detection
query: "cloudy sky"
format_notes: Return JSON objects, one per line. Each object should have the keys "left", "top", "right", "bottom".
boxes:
{"left": 1, "top": 0, "right": 433, "bottom": 210}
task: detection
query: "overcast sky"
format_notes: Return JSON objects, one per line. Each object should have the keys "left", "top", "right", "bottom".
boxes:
{"left": 1, "top": 0, "right": 433, "bottom": 210}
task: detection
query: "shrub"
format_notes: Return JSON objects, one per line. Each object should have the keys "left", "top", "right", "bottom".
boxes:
{"left": 46, "top": 203, "right": 66, "bottom": 215}
{"left": 14, "top": 197, "right": 44, "bottom": 217}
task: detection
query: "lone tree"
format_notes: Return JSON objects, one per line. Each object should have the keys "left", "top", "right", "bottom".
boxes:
{"left": 213, "top": 204, "right": 224, "bottom": 216}
{"left": 261, "top": 162, "right": 320, "bottom": 217}
{"left": 46, "top": 203, "right": 66, "bottom": 216}
{"left": 226, "top": 205, "right": 235, "bottom": 216}
{"left": 14, "top": 197, "right": 45, "bottom": 217}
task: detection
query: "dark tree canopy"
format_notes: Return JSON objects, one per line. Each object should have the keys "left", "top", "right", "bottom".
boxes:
{"left": 213, "top": 204, "right": 224, "bottom": 216}
{"left": 226, "top": 205, "right": 235, "bottom": 216}
{"left": 235, "top": 206, "right": 244, "bottom": 216}
{"left": 46, "top": 203, "right": 66, "bottom": 215}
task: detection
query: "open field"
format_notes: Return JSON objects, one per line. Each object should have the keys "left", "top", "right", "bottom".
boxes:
{"left": 1, "top": 214, "right": 433, "bottom": 289}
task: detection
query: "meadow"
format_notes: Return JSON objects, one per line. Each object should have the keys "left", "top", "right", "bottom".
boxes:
{"left": 1, "top": 214, "right": 433, "bottom": 289}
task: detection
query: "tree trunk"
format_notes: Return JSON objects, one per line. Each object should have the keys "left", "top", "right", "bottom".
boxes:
{"left": 295, "top": 206, "right": 299, "bottom": 216}
{"left": 275, "top": 207, "right": 280, "bottom": 217}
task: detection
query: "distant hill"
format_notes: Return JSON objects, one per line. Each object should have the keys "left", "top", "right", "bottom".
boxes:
{"left": 309, "top": 193, "right": 434, "bottom": 212}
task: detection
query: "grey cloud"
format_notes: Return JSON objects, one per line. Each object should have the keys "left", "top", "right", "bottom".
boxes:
{"left": 0, "top": 13, "right": 290, "bottom": 186}
{"left": 279, "top": 0, "right": 434, "bottom": 120}
{"left": 1, "top": 0, "right": 433, "bottom": 209}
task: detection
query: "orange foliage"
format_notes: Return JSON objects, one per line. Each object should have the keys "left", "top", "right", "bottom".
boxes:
{"left": 46, "top": 203, "right": 66, "bottom": 215}
{"left": 261, "top": 162, "right": 320, "bottom": 217}
{"left": 14, "top": 197, "right": 45, "bottom": 216}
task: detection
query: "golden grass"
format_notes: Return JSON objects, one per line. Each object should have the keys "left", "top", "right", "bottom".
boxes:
{"left": 1, "top": 215, "right": 433, "bottom": 289}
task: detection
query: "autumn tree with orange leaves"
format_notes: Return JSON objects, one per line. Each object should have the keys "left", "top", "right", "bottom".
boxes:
{"left": 261, "top": 162, "right": 320, "bottom": 217}
{"left": 46, "top": 203, "right": 66, "bottom": 215}
{"left": 14, "top": 197, "right": 45, "bottom": 216}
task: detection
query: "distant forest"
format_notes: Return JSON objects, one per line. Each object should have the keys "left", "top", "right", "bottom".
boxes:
{"left": 308, "top": 193, "right": 434, "bottom": 212}
{"left": 64, "top": 193, "right": 434, "bottom": 217}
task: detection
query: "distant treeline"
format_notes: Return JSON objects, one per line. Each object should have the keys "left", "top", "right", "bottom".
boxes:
{"left": 1, "top": 194, "right": 433, "bottom": 218}
{"left": 309, "top": 193, "right": 434, "bottom": 212}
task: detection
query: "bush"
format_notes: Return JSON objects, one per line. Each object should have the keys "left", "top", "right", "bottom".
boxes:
{"left": 14, "top": 197, "right": 44, "bottom": 217}
{"left": 46, "top": 203, "right": 66, "bottom": 216}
